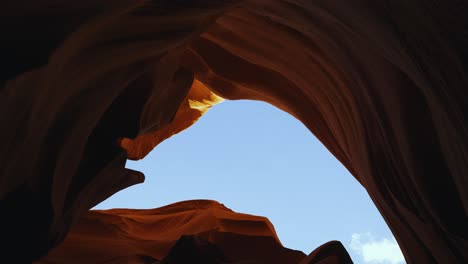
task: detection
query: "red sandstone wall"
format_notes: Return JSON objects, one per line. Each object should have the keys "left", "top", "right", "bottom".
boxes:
{"left": 1, "top": 0, "right": 467, "bottom": 263}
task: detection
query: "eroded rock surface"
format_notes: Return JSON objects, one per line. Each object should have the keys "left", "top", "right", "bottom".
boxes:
{"left": 37, "top": 200, "right": 327, "bottom": 264}
{"left": 1, "top": 0, "right": 467, "bottom": 263}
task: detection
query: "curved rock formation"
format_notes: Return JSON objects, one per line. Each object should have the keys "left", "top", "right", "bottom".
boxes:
{"left": 36, "top": 200, "right": 315, "bottom": 263}
{"left": 121, "top": 79, "right": 224, "bottom": 160}
{"left": 1, "top": 0, "right": 467, "bottom": 263}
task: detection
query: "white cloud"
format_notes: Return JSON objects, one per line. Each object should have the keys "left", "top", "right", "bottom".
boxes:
{"left": 350, "top": 232, "right": 405, "bottom": 264}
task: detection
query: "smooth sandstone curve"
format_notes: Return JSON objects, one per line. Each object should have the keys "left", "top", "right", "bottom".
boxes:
{"left": 1, "top": 0, "right": 467, "bottom": 263}
{"left": 37, "top": 200, "right": 312, "bottom": 263}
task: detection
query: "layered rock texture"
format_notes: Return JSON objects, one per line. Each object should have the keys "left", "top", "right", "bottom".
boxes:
{"left": 37, "top": 200, "right": 351, "bottom": 263}
{"left": 1, "top": 0, "right": 468, "bottom": 263}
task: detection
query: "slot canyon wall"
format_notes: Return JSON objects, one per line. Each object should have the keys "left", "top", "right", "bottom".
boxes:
{"left": 37, "top": 200, "right": 347, "bottom": 264}
{"left": 1, "top": 0, "right": 467, "bottom": 263}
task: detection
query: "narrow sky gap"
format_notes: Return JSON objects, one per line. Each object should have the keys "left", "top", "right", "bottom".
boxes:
{"left": 95, "top": 100, "right": 403, "bottom": 263}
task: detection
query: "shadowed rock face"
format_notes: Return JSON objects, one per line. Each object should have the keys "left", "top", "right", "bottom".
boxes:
{"left": 1, "top": 0, "right": 467, "bottom": 263}
{"left": 36, "top": 200, "right": 318, "bottom": 264}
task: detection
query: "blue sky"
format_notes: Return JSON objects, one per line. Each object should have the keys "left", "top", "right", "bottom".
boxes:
{"left": 95, "top": 100, "right": 405, "bottom": 264}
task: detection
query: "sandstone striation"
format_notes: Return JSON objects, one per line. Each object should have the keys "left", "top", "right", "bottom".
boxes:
{"left": 1, "top": 0, "right": 467, "bottom": 263}
{"left": 38, "top": 200, "right": 346, "bottom": 263}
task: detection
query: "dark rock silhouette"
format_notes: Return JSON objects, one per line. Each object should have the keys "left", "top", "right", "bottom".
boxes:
{"left": 1, "top": 0, "right": 467, "bottom": 263}
{"left": 301, "top": 241, "right": 353, "bottom": 264}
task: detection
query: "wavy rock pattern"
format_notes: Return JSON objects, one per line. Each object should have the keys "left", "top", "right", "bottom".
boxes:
{"left": 1, "top": 0, "right": 467, "bottom": 263}
{"left": 37, "top": 200, "right": 318, "bottom": 263}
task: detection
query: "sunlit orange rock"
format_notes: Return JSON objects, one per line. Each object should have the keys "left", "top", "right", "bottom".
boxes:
{"left": 37, "top": 200, "right": 306, "bottom": 263}
{"left": 120, "top": 79, "right": 224, "bottom": 160}
{"left": 1, "top": 0, "right": 467, "bottom": 263}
